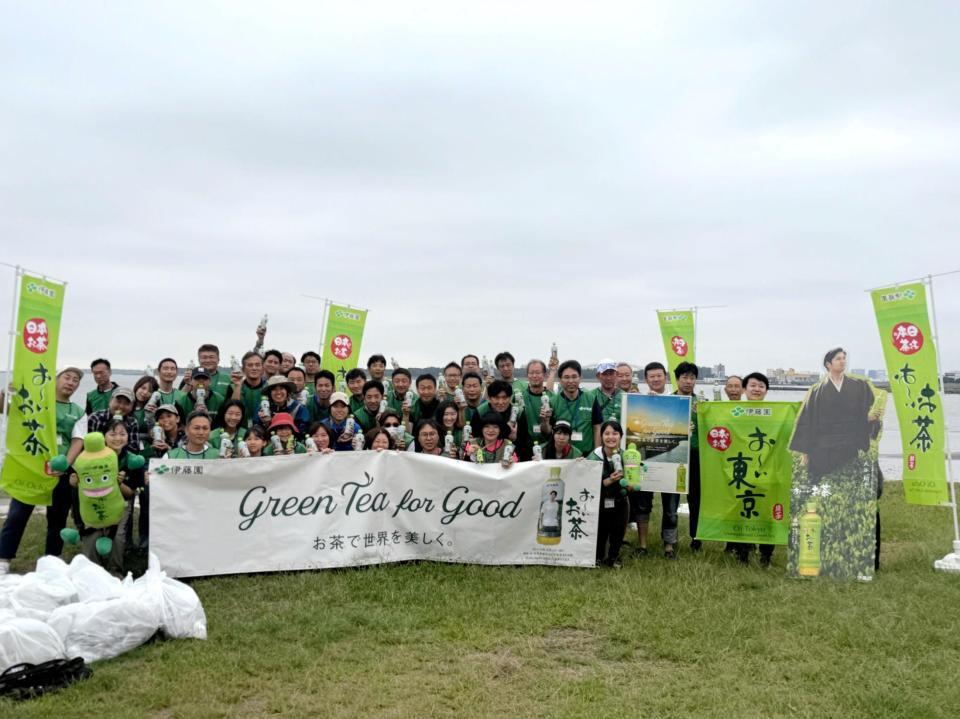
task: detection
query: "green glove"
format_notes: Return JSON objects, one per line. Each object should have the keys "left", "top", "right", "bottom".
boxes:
{"left": 49, "top": 455, "right": 69, "bottom": 474}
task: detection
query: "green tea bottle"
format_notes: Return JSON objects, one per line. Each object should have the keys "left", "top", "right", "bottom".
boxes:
{"left": 622, "top": 443, "right": 643, "bottom": 490}
{"left": 798, "top": 501, "right": 822, "bottom": 577}
{"left": 675, "top": 463, "right": 687, "bottom": 493}
{"left": 537, "top": 467, "right": 564, "bottom": 545}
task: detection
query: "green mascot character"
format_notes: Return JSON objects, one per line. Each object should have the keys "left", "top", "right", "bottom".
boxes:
{"left": 57, "top": 432, "right": 144, "bottom": 557}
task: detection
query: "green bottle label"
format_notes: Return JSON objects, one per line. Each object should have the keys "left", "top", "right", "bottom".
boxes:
{"left": 676, "top": 463, "right": 686, "bottom": 493}
{"left": 798, "top": 502, "right": 822, "bottom": 577}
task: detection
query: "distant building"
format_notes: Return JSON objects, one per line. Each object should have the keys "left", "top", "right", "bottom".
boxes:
{"left": 852, "top": 368, "right": 866, "bottom": 377}
{"left": 712, "top": 363, "right": 726, "bottom": 379}
{"left": 868, "top": 369, "right": 888, "bottom": 382}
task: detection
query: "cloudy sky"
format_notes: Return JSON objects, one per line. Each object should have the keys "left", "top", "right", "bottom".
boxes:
{"left": 2, "top": 1, "right": 958, "bottom": 375}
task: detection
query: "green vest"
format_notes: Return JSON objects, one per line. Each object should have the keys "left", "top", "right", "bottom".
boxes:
{"left": 85, "top": 384, "right": 116, "bottom": 415}
{"left": 240, "top": 380, "right": 267, "bottom": 427}
{"left": 166, "top": 445, "right": 220, "bottom": 460}
{"left": 521, "top": 386, "right": 554, "bottom": 441}
{"left": 593, "top": 388, "right": 625, "bottom": 425}
{"left": 208, "top": 427, "right": 247, "bottom": 451}
{"left": 56, "top": 401, "right": 85, "bottom": 451}
{"left": 550, "top": 389, "right": 596, "bottom": 455}
{"left": 206, "top": 369, "right": 234, "bottom": 398}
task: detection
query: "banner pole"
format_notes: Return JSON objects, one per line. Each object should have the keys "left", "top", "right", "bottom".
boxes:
{"left": 928, "top": 275, "right": 960, "bottom": 572}
{"left": 318, "top": 299, "right": 329, "bottom": 355}
{"left": 1, "top": 266, "right": 22, "bottom": 463}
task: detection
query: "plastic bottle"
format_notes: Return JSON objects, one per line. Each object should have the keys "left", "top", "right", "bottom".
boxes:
{"left": 532, "top": 442, "right": 542, "bottom": 461}
{"left": 454, "top": 387, "right": 465, "bottom": 405}
{"left": 258, "top": 314, "right": 268, "bottom": 331}
{"left": 237, "top": 440, "right": 251, "bottom": 458}
{"left": 345, "top": 415, "right": 356, "bottom": 436}
{"left": 196, "top": 388, "right": 207, "bottom": 407}
{"left": 379, "top": 399, "right": 388, "bottom": 414}
{"left": 444, "top": 430, "right": 455, "bottom": 454}
{"left": 305, "top": 436, "right": 318, "bottom": 452}
{"left": 219, "top": 437, "right": 232, "bottom": 458}
{"left": 537, "top": 466, "right": 564, "bottom": 545}
{"left": 509, "top": 405, "right": 519, "bottom": 424}
{"left": 299, "top": 389, "right": 309, "bottom": 406}
{"left": 187, "top": 359, "right": 196, "bottom": 372}
{"left": 798, "top": 501, "right": 822, "bottom": 577}
{"left": 352, "top": 432, "right": 365, "bottom": 451}
{"left": 462, "top": 423, "right": 472, "bottom": 446}
{"left": 550, "top": 342, "right": 558, "bottom": 363}
{"left": 145, "top": 365, "right": 154, "bottom": 378}
{"left": 151, "top": 425, "right": 164, "bottom": 443}
{"left": 231, "top": 355, "right": 241, "bottom": 373}
{"left": 390, "top": 357, "right": 400, "bottom": 370}
{"left": 271, "top": 435, "right": 283, "bottom": 453}
{"left": 675, "top": 463, "right": 687, "bottom": 493}
{"left": 712, "top": 382, "right": 722, "bottom": 401}
{"left": 501, "top": 441, "right": 515, "bottom": 467}
{"left": 541, "top": 394, "right": 551, "bottom": 411}
{"left": 260, "top": 398, "right": 271, "bottom": 420}
{"left": 622, "top": 443, "right": 643, "bottom": 490}
{"left": 611, "top": 453, "right": 623, "bottom": 473}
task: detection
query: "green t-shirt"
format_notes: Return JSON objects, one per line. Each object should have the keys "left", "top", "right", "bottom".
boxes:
{"left": 166, "top": 445, "right": 220, "bottom": 460}
{"left": 56, "top": 401, "right": 85, "bottom": 451}
{"left": 85, "top": 383, "right": 117, "bottom": 415}
{"left": 549, "top": 389, "right": 596, "bottom": 455}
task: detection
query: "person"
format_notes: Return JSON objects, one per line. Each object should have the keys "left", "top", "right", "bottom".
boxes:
{"left": 301, "top": 351, "right": 322, "bottom": 395}
{"left": 466, "top": 413, "right": 517, "bottom": 464}
{"left": 547, "top": 360, "right": 594, "bottom": 456}
{"left": 379, "top": 410, "right": 413, "bottom": 451}
{"left": 617, "top": 363, "right": 639, "bottom": 393}
{"left": 85, "top": 358, "right": 118, "bottom": 415}
{"left": 435, "top": 400, "right": 464, "bottom": 457}
{"left": 643, "top": 362, "right": 668, "bottom": 396}
{"left": 262, "top": 349, "right": 283, "bottom": 379}
{"left": 345, "top": 368, "right": 367, "bottom": 413}
{"left": 154, "top": 357, "right": 185, "bottom": 406}
{"left": 413, "top": 419, "right": 445, "bottom": 457}
{"left": 209, "top": 399, "right": 248, "bottom": 456}
{"left": 790, "top": 348, "right": 880, "bottom": 481}
{"left": 408, "top": 374, "right": 440, "bottom": 429}
{"left": 0, "top": 368, "right": 88, "bottom": 574}
{"left": 461, "top": 354, "right": 482, "bottom": 379}
{"left": 460, "top": 372, "right": 485, "bottom": 423}
{"left": 150, "top": 404, "right": 184, "bottom": 456}
{"left": 177, "top": 366, "right": 225, "bottom": 418}
{"left": 542, "top": 419, "right": 582, "bottom": 459}
{"left": 286, "top": 366, "right": 309, "bottom": 403}
{"left": 353, "top": 380, "right": 385, "bottom": 433}
{"left": 280, "top": 352, "right": 297, "bottom": 374}
{"left": 588, "top": 420, "right": 629, "bottom": 567}
{"left": 472, "top": 380, "right": 532, "bottom": 460}
{"left": 256, "top": 375, "right": 310, "bottom": 434}
{"left": 88, "top": 387, "right": 141, "bottom": 453}
{"left": 307, "top": 369, "right": 336, "bottom": 423}
{"left": 321, "top": 392, "right": 357, "bottom": 451}
{"left": 241, "top": 425, "right": 269, "bottom": 458}
{"left": 520, "top": 360, "right": 554, "bottom": 451}
{"left": 196, "top": 344, "right": 233, "bottom": 398}
{"left": 674, "top": 362, "right": 703, "bottom": 554}
{"left": 306, "top": 422, "right": 336, "bottom": 454}
{"left": 367, "top": 354, "right": 391, "bottom": 395}
{"left": 164, "top": 411, "right": 219, "bottom": 459}
{"left": 438, "top": 362, "right": 462, "bottom": 401}
{"left": 592, "top": 359, "right": 625, "bottom": 445}
{"left": 494, "top": 351, "right": 527, "bottom": 391}
{"left": 730, "top": 372, "right": 775, "bottom": 566}
{"left": 132, "top": 374, "right": 159, "bottom": 442}
{"left": 724, "top": 375, "right": 744, "bottom": 401}
{"left": 386, "top": 368, "right": 412, "bottom": 414}
{"left": 364, "top": 427, "right": 395, "bottom": 452}
{"left": 264, "top": 413, "right": 307, "bottom": 455}
{"left": 232, "top": 351, "right": 267, "bottom": 427}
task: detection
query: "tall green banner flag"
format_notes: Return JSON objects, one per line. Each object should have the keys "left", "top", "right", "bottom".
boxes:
{"left": 1, "top": 273, "right": 66, "bottom": 506}
{"left": 321, "top": 302, "right": 368, "bottom": 392}
{"left": 871, "top": 283, "right": 948, "bottom": 505}
{"left": 696, "top": 401, "right": 800, "bottom": 544}
{"left": 656, "top": 310, "right": 695, "bottom": 384}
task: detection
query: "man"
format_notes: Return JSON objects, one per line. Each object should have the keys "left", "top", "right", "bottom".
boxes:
{"left": 790, "top": 348, "right": 880, "bottom": 480}
{"left": 407, "top": 374, "right": 439, "bottom": 429}
{"left": 164, "top": 411, "right": 220, "bottom": 459}
{"left": 301, "top": 351, "right": 322, "bottom": 395}
{"left": 307, "top": 369, "right": 336, "bottom": 424}
{"left": 287, "top": 366, "right": 308, "bottom": 400}
{"left": 438, "top": 362, "right": 462, "bottom": 400}
{"left": 616, "top": 362, "right": 639, "bottom": 393}
{"left": 674, "top": 362, "right": 702, "bottom": 555}
{"left": 232, "top": 350, "right": 267, "bottom": 427}
{"left": 643, "top": 362, "right": 668, "bottom": 396}
{"left": 547, "top": 360, "right": 594, "bottom": 456}
{"left": 345, "top": 368, "right": 367, "bottom": 414}
{"left": 256, "top": 375, "right": 310, "bottom": 434}
{"left": 472, "top": 380, "right": 533, "bottom": 461}
{"left": 0, "top": 367, "right": 88, "bottom": 573}
{"left": 724, "top": 375, "right": 744, "bottom": 401}
{"left": 354, "top": 380, "right": 385, "bottom": 433}
{"left": 88, "top": 387, "right": 141, "bottom": 453}
{"left": 461, "top": 372, "right": 485, "bottom": 423}
{"left": 280, "top": 352, "right": 297, "bottom": 374}
{"left": 386, "top": 368, "right": 413, "bottom": 414}
{"left": 461, "top": 354, "right": 482, "bottom": 377}
{"left": 743, "top": 372, "right": 769, "bottom": 402}
{"left": 196, "top": 344, "right": 233, "bottom": 398}
{"left": 495, "top": 351, "right": 527, "bottom": 391}
{"left": 592, "top": 359, "right": 625, "bottom": 446}
{"left": 85, "top": 358, "right": 118, "bottom": 415}
{"left": 367, "top": 354, "right": 391, "bottom": 395}
{"left": 262, "top": 349, "right": 283, "bottom": 379}
{"left": 177, "top": 366, "right": 225, "bottom": 418}
{"left": 631, "top": 362, "right": 681, "bottom": 559}
{"left": 154, "top": 357, "right": 186, "bottom": 407}
{"left": 519, "top": 360, "right": 554, "bottom": 451}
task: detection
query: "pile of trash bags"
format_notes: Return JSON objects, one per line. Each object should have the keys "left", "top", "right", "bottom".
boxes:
{"left": 0, "top": 553, "right": 206, "bottom": 671}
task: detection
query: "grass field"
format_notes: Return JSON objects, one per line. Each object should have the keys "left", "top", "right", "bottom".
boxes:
{"left": 2, "top": 482, "right": 959, "bottom": 718}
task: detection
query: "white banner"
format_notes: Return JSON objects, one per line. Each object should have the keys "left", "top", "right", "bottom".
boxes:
{"left": 150, "top": 453, "right": 601, "bottom": 577}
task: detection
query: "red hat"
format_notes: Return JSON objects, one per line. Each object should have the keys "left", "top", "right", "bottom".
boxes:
{"left": 269, "top": 412, "right": 296, "bottom": 431}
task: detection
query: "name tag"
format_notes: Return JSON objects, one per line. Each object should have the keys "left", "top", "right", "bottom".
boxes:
{"left": 572, "top": 432, "right": 583, "bottom": 442}
{"left": 604, "top": 498, "right": 615, "bottom": 509}
{"left": 532, "top": 427, "right": 541, "bottom": 435}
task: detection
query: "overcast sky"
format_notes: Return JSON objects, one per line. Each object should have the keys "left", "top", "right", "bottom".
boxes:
{"left": 2, "top": 1, "right": 958, "bottom": 375}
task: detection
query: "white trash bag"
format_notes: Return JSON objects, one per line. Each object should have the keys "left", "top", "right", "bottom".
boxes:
{"left": 143, "top": 554, "right": 207, "bottom": 640}
{"left": 67, "top": 554, "right": 124, "bottom": 603}
{"left": 47, "top": 593, "right": 162, "bottom": 664}
{"left": 0, "top": 618, "right": 67, "bottom": 670}
{"left": 9, "top": 559, "right": 78, "bottom": 621}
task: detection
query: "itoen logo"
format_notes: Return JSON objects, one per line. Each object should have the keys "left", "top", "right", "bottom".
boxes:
{"left": 661, "top": 314, "right": 687, "bottom": 322}
{"left": 26, "top": 282, "right": 57, "bottom": 299}
{"left": 335, "top": 310, "right": 361, "bottom": 321}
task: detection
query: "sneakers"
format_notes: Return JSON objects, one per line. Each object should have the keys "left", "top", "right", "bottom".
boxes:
{"left": 664, "top": 548, "right": 676, "bottom": 560}
{"left": 0, "top": 559, "right": 10, "bottom": 576}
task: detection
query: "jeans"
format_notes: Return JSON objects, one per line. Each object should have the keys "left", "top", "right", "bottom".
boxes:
{"left": 632, "top": 491, "right": 680, "bottom": 545}
{"left": 0, "top": 475, "right": 73, "bottom": 560}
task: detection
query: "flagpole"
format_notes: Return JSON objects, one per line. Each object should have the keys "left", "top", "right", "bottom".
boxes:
{"left": 927, "top": 274, "right": 960, "bottom": 573}
{"left": 1, "top": 266, "right": 22, "bottom": 463}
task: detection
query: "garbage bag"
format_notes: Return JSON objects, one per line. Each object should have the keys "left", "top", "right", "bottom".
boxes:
{"left": 0, "top": 618, "right": 67, "bottom": 671}
{"left": 141, "top": 554, "right": 207, "bottom": 640}
{"left": 9, "top": 568, "right": 78, "bottom": 621}
{"left": 47, "top": 594, "right": 161, "bottom": 664}
{"left": 67, "top": 555, "right": 123, "bottom": 603}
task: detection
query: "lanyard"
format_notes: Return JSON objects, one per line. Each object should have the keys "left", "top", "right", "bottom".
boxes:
{"left": 557, "top": 391, "right": 582, "bottom": 425}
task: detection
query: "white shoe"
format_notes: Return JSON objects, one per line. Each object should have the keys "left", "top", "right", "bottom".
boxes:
{"left": 0, "top": 559, "right": 10, "bottom": 575}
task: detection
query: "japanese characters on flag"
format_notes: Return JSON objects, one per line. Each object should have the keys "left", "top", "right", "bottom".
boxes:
{"left": 871, "top": 283, "right": 949, "bottom": 505}
{"left": 150, "top": 452, "right": 601, "bottom": 577}
{"left": 656, "top": 310, "right": 695, "bottom": 385}
{"left": 0, "top": 273, "right": 65, "bottom": 506}
{"left": 320, "top": 303, "right": 367, "bottom": 392}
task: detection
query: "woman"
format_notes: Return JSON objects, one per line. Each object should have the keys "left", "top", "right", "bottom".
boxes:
{"left": 306, "top": 422, "right": 335, "bottom": 454}
{"left": 379, "top": 410, "right": 413, "bottom": 451}
{"left": 150, "top": 405, "right": 184, "bottom": 456}
{"left": 321, "top": 393, "right": 356, "bottom": 451}
{"left": 209, "top": 399, "right": 248, "bottom": 457}
{"left": 542, "top": 420, "right": 583, "bottom": 460}
{"left": 242, "top": 425, "right": 269, "bottom": 457}
{"left": 434, "top": 400, "right": 463, "bottom": 457}
{"left": 467, "top": 412, "right": 517, "bottom": 465}
{"left": 132, "top": 375, "right": 160, "bottom": 448}
{"left": 365, "top": 427, "right": 395, "bottom": 451}
{"left": 165, "top": 411, "right": 220, "bottom": 459}
{"left": 413, "top": 419, "right": 444, "bottom": 456}
{"left": 264, "top": 413, "right": 307, "bottom": 455}
{"left": 588, "top": 420, "right": 630, "bottom": 567}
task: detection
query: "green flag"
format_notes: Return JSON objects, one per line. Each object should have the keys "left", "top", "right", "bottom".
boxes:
{"left": 656, "top": 310, "right": 695, "bottom": 384}
{"left": 696, "top": 401, "right": 800, "bottom": 544}
{"left": 321, "top": 303, "right": 368, "bottom": 392}
{"left": 0, "top": 274, "right": 66, "bottom": 506}
{"left": 871, "top": 283, "right": 949, "bottom": 505}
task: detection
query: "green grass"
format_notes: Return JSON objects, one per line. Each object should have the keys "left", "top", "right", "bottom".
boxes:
{"left": 3, "top": 482, "right": 959, "bottom": 718}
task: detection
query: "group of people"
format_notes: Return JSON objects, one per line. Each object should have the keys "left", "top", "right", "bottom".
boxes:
{"left": 0, "top": 333, "right": 798, "bottom": 575}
